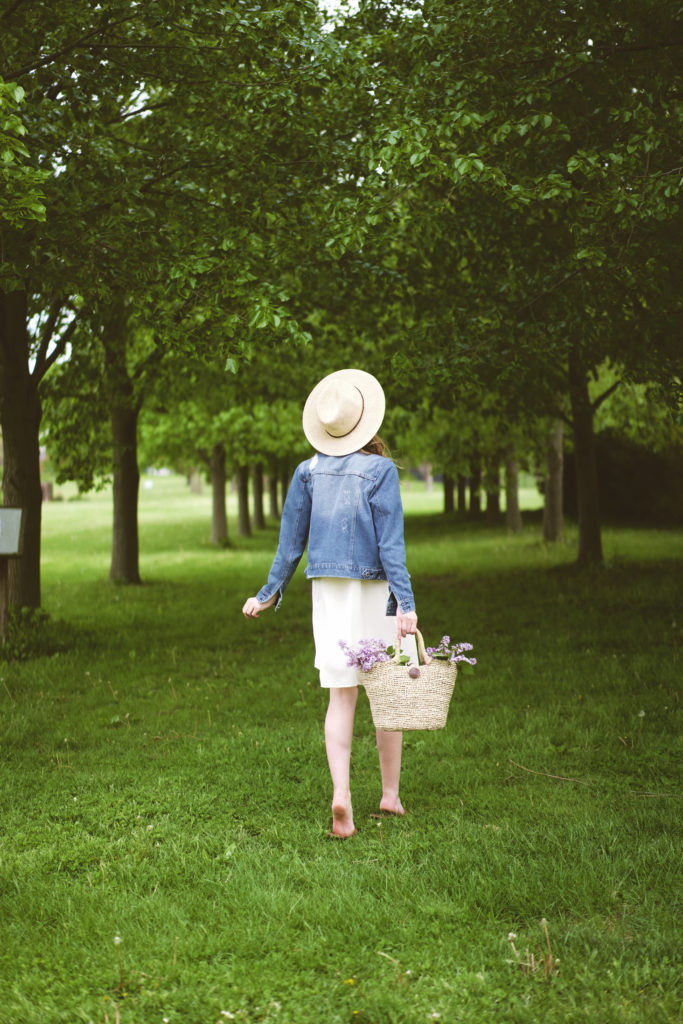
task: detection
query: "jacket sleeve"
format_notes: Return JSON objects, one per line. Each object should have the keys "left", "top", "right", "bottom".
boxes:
{"left": 370, "top": 461, "right": 416, "bottom": 614}
{"left": 255, "top": 461, "right": 312, "bottom": 609}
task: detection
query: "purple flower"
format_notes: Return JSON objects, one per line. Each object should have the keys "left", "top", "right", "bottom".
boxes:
{"left": 427, "top": 636, "right": 476, "bottom": 667}
{"left": 338, "top": 638, "right": 391, "bottom": 672}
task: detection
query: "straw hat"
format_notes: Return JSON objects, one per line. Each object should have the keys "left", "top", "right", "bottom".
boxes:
{"left": 302, "top": 369, "right": 386, "bottom": 456}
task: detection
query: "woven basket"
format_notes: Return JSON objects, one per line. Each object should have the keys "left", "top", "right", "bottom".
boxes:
{"left": 361, "top": 629, "right": 457, "bottom": 731}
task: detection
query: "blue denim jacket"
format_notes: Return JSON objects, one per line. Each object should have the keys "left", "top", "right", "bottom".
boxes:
{"left": 255, "top": 451, "right": 415, "bottom": 615}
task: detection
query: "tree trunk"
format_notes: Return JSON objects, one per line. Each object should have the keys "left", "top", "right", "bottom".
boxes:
{"left": 469, "top": 454, "right": 482, "bottom": 516}
{"left": 109, "top": 404, "right": 141, "bottom": 583}
{"left": 485, "top": 457, "right": 501, "bottom": 525}
{"left": 268, "top": 459, "right": 279, "bottom": 518}
{"left": 0, "top": 290, "right": 42, "bottom": 608}
{"left": 457, "top": 474, "right": 467, "bottom": 514}
{"left": 568, "top": 350, "right": 603, "bottom": 564}
{"left": 420, "top": 462, "right": 433, "bottom": 492}
{"left": 280, "top": 460, "right": 290, "bottom": 506}
{"left": 236, "top": 464, "right": 251, "bottom": 537}
{"left": 543, "top": 420, "right": 564, "bottom": 543}
{"left": 443, "top": 472, "right": 455, "bottom": 514}
{"left": 210, "top": 443, "right": 228, "bottom": 546}
{"left": 253, "top": 464, "right": 266, "bottom": 529}
{"left": 505, "top": 444, "right": 522, "bottom": 534}
{"left": 103, "top": 315, "right": 141, "bottom": 584}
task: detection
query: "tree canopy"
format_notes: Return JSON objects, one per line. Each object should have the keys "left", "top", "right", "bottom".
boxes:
{"left": 1, "top": 0, "right": 681, "bottom": 608}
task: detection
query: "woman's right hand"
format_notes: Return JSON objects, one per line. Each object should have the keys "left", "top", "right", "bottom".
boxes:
{"left": 242, "top": 594, "right": 277, "bottom": 618}
{"left": 397, "top": 609, "right": 418, "bottom": 637}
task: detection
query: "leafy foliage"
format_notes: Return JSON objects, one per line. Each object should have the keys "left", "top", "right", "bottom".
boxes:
{"left": 0, "top": 79, "right": 47, "bottom": 231}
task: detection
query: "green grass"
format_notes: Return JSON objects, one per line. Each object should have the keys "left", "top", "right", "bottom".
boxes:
{"left": 1, "top": 475, "right": 681, "bottom": 1023}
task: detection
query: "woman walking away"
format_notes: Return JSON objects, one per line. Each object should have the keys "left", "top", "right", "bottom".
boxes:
{"left": 242, "top": 369, "right": 417, "bottom": 838}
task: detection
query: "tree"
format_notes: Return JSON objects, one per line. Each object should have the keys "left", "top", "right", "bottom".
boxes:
{"left": 1, "top": 0, "right": 356, "bottom": 605}
{"left": 332, "top": 0, "right": 683, "bottom": 563}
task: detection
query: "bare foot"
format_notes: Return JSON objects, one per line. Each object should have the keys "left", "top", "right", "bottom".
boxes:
{"left": 330, "top": 800, "right": 357, "bottom": 838}
{"left": 377, "top": 796, "right": 406, "bottom": 816}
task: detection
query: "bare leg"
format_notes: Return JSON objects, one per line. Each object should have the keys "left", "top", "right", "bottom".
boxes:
{"left": 376, "top": 729, "right": 405, "bottom": 815}
{"left": 325, "top": 686, "right": 358, "bottom": 837}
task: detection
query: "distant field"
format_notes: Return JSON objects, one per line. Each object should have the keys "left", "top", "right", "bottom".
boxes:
{"left": 46, "top": 467, "right": 544, "bottom": 521}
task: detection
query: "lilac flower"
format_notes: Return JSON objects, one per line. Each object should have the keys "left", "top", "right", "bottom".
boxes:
{"left": 427, "top": 637, "right": 477, "bottom": 666}
{"left": 338, "top": 638, "right": 391, "bottom": 672}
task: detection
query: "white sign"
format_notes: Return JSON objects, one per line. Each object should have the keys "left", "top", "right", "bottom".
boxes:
{"left": 0, "top": 508, "right": 23, "bottom": 555}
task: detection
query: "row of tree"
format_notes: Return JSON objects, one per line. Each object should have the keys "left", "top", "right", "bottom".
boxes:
{"left": 1, "top": 0, "right": 681, "bottom": 609}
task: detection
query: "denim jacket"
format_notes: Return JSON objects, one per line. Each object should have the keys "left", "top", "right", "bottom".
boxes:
{"left": 255, "top": 451, "right": 415, "bottom": 615}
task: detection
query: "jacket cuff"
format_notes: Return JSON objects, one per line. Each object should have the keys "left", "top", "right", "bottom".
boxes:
{"left": 385, "top": 590, "right": 416, "bottom": 615}
{"left": 256, "top": 583, "right": 284, "bottom": 610}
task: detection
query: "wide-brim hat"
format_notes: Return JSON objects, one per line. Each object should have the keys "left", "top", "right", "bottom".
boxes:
{"left": 302, "top": 368, "right": 386, "bottom": 456}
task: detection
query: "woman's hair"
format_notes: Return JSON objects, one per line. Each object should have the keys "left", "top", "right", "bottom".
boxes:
{"left": 360, "top": 435, "right": 391, "bottom": 458}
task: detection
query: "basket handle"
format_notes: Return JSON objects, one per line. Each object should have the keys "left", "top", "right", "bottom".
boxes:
{"left": 393, "top": 628, "right": 433, "bottom": 666}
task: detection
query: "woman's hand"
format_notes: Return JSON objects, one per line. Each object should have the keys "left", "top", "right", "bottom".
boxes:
{"left": 242, "top": 593, "right": 278, "bottom": 618}
{"left": 397, "top": 609, "right": 418, "bottom": 637}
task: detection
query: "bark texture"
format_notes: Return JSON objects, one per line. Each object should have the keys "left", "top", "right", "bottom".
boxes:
{"left": 109, "top": 404, "right": 141, "bottom": 583}
{"left": 267, "top": 459, "right": 279, "bottom": 518}
{"left": 469, "top": 455, "right": 482, "bottom": 515}
{"left": 443, "top": 472, "right": 455, "bottom": 514}
{"left": 279, "top": 460, "right": 290, "bottom": 505}
{"left": 568, "top": 350, "right": 603, "bottom": 564}
{"left": 252, "top": 464, "right": 266, "bottom": 529}
{"left": 485, "top": 456, "right": 501, "bottom": 525}
{"left": 0, "top": 290, "right": 42, "bottom": 608}
{"left": 505, "top": 444, "right": 522, "bottom": 534}
{"left": 236, "top": 464, "right": 251, "bottom": 537}
{"left": 543, "top": 420, "right": 564, "bottom": 542}
{"left": 210, "top": 443, "right": 228, "bottom": 545}
{"left": 457, "top": 474, "right": 467, "bottom": 514}
{"left": 104, "top": 319, "right": 141, "bottom": 584}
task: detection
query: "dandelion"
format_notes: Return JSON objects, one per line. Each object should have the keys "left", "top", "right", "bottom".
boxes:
{"left": 114, "top": 936, "right": 121, "bottom": 946}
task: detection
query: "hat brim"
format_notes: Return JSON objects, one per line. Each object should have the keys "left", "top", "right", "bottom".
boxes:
{"left": 302, "top": 369, "right": 386, "bottom": 456}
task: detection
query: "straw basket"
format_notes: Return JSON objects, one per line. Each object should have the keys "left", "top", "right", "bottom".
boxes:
{"left": 361, "top": 629, "right": 457, "bottom": 731}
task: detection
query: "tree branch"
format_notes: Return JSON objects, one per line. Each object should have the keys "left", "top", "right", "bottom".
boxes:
{"left": 0, "top": 0, "right": 28, "bottom": 24}
{"left": 591, "top": 379, "right": 620, "bottom": 412}
{"left": 114, "top": 98, "right": 174, "bottom": 123}
{"left": 33, "top": 310, "right": 83, "bottom": 382}
{"left": 6, "top": 15, "right": 136, "bottom": 79}
{"left": 37, "top": 299, "right": 63, "bottom": 351}
{"left": 132, "top": 340, "right": 165, "bottom": 387}
{"left": 516, "top": 270, "right": 580, "bottom": 314}
{"left": 595, "top": 38, "right": 683, "bottom": 57}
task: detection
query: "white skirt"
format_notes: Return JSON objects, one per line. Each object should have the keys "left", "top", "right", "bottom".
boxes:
{"left": 312, "top": 578, "right": 417, "bottom": 688}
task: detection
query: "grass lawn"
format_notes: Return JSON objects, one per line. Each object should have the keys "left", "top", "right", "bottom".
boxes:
{"left": 1, "top": 475, "right": 680, "bottom": 1023}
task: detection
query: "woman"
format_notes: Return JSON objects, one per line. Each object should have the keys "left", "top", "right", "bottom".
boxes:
{"left": 242, "top": 369, "right": 418, "bottom": 838}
